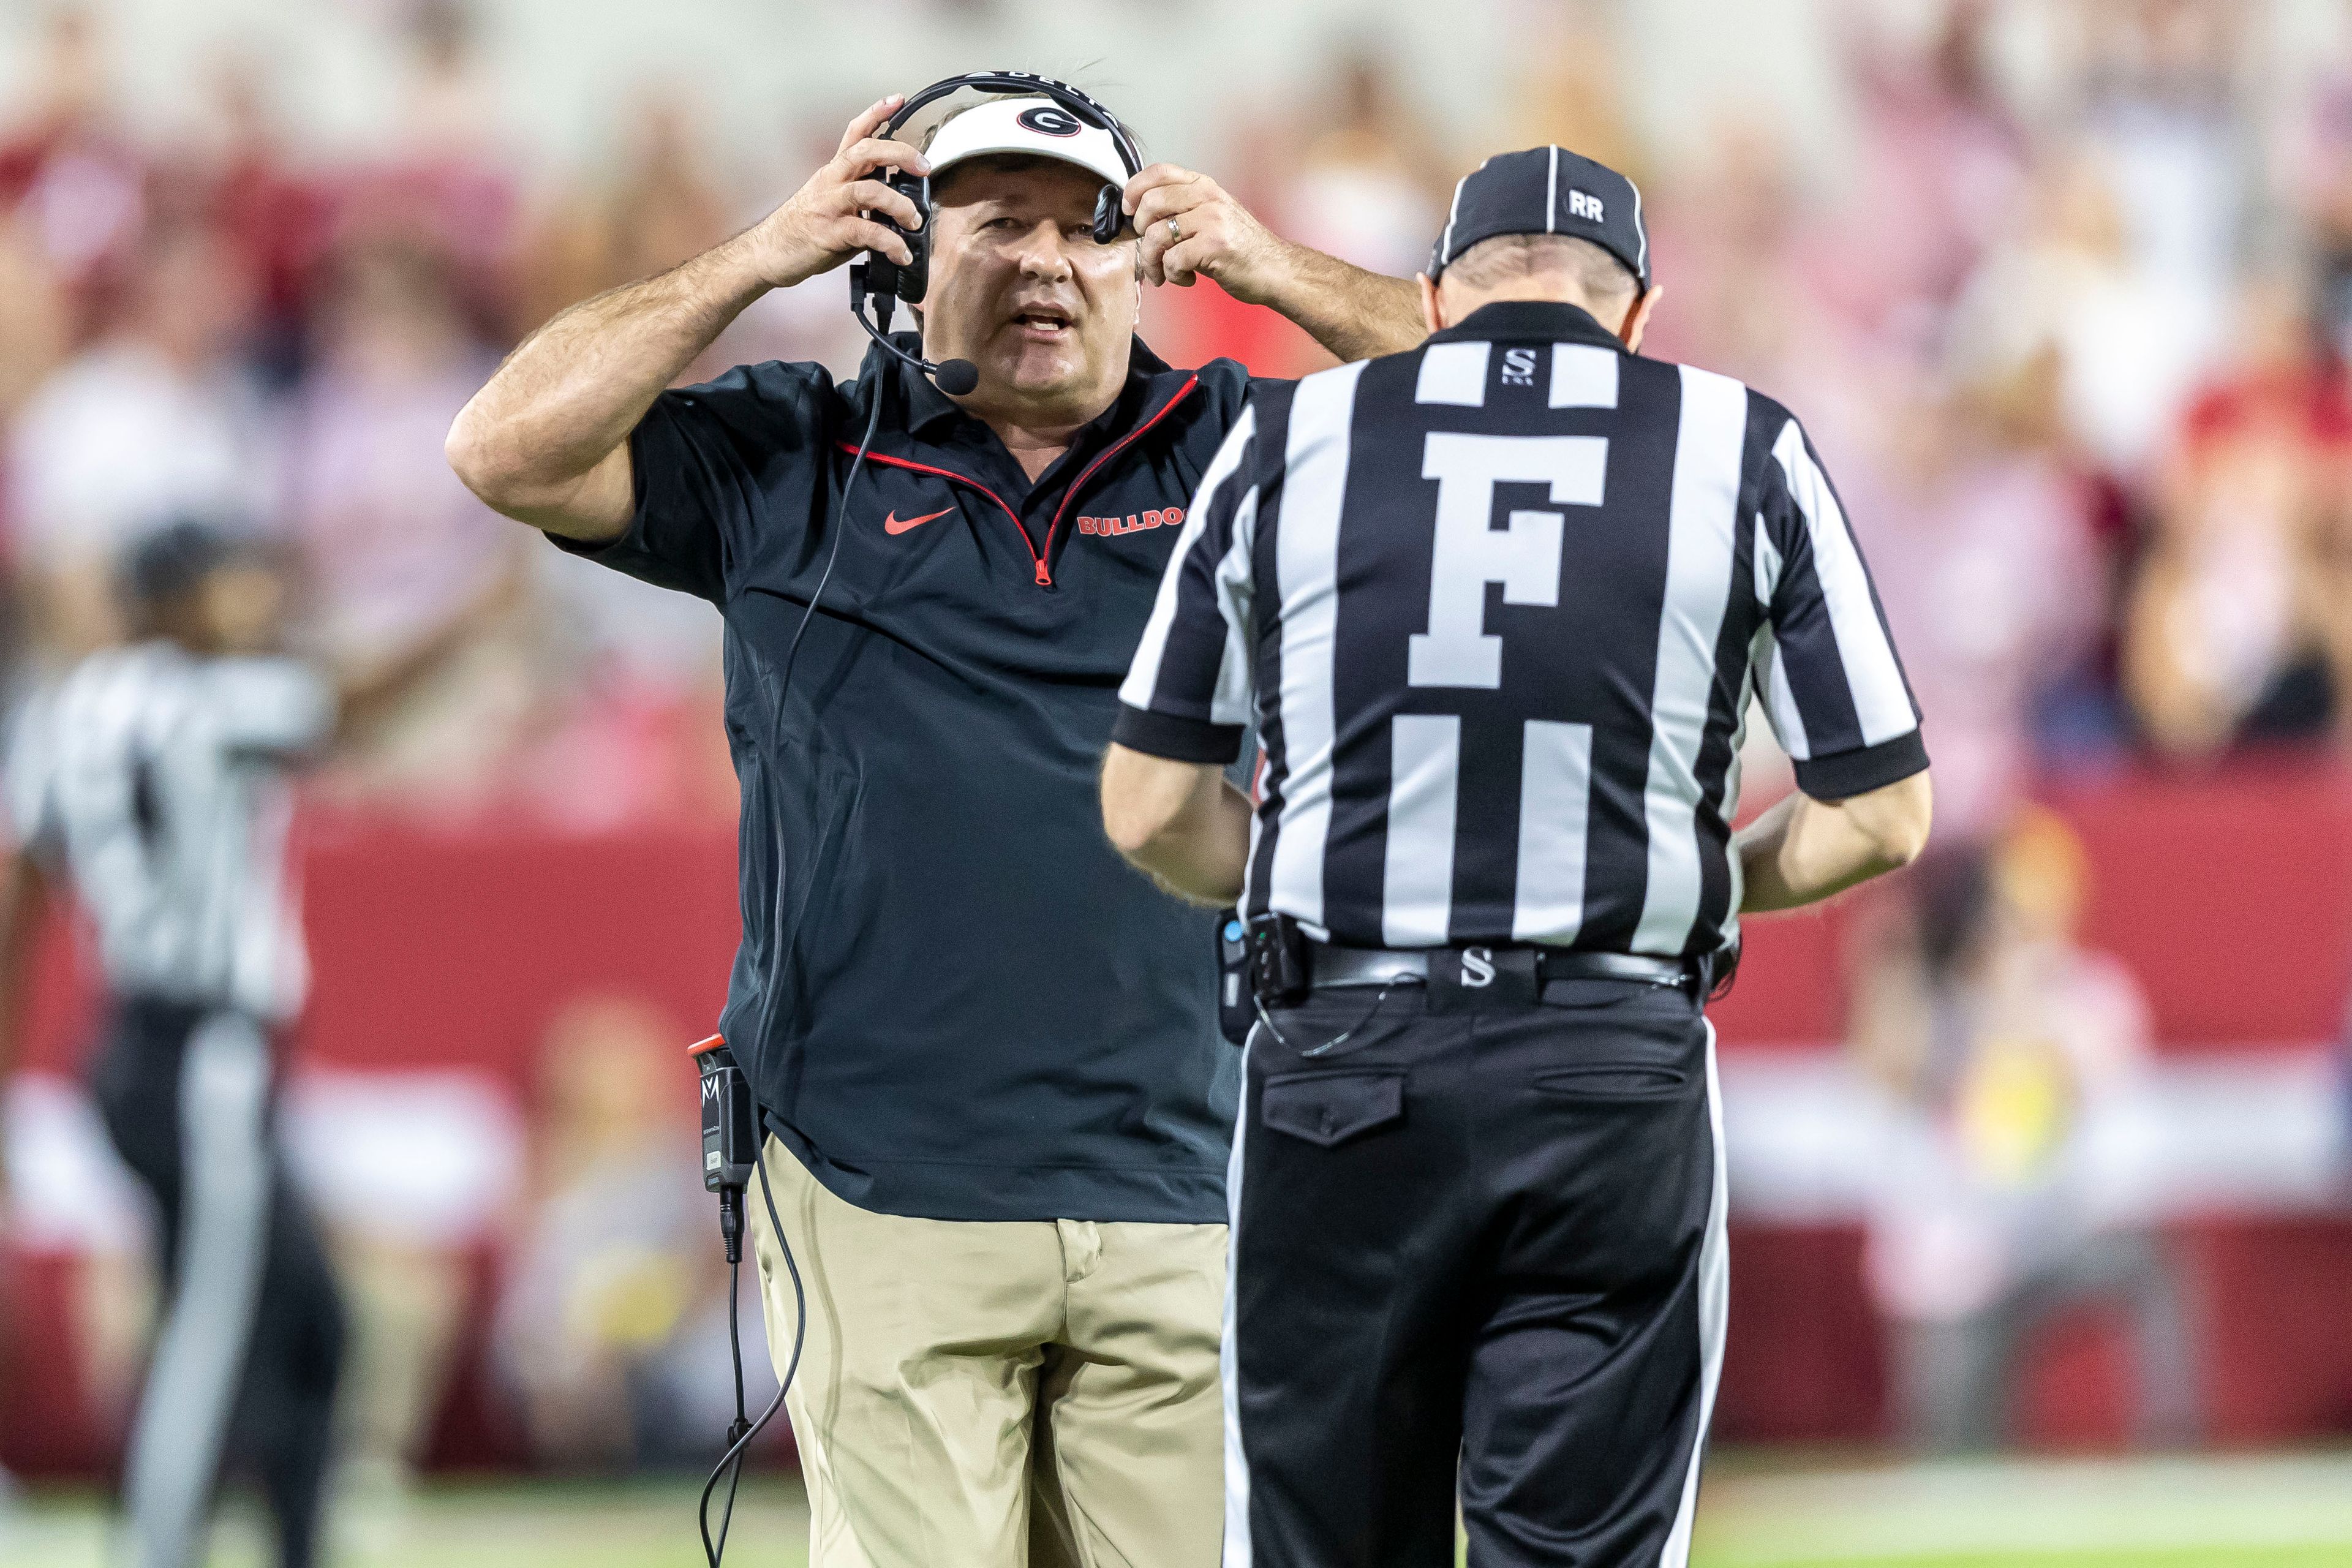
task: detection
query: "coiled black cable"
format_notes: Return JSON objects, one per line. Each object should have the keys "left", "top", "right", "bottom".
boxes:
{"left": 698, "top": 285, "right": 913, "bottom": 1567}
{"left": 698, "top": 1156, "right": 807, "bottom": 1567}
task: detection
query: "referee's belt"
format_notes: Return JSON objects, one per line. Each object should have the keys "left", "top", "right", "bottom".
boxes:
{"left": 1307, "top": 943, "right": 1700, "bottom": 993}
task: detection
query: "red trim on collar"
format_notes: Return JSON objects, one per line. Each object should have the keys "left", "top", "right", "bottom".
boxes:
{"left": 837, "top": 372, "right": 1202, "bottom": 588}
{"left": 836, "top": 446, "right": 1049, "bottom": 584}
{"left": 1047, "top": 375, "right": 1200, "bottom": 571}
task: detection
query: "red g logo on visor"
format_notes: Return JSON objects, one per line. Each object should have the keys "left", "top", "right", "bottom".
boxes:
{"left": 1016, "top": 105, "right": 1084, "bottom": 137}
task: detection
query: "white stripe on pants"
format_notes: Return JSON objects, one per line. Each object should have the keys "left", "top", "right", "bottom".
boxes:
{"left": 1660, "top": 1019, "right": 1730, "bottom": 1567}
{"left": 122, "top": 1013, "right": 274, "bottom": 1568}
{"left": 1221, "top": 1029, "right": 1256, "bottom": 1568}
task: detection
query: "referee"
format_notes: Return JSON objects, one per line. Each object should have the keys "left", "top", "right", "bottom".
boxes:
{"left": 1102, "top": 148, "right": 1934, "bottom": 1565}
{"left": 0, "top": 522, "right": 497, "bottom": 1568}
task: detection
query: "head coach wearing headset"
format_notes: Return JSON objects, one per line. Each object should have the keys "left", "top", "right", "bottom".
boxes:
{"left": 448, "top": 74, "right": 1421, "bottom": 1568}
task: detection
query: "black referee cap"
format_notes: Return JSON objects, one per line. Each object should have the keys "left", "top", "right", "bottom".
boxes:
{"left": 1428, "top": 146, "right": 1649, "bottom": 290}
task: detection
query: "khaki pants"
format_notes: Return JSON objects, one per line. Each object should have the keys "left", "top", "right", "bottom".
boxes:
{"left": 747, "top": 1138, "right": 1227, "bottom": 1568}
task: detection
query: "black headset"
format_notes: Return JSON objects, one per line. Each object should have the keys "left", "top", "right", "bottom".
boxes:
{"left": 847, "top": 72, "right": 1144, "bottom": 394}
{"left": 858, "top": 70, "right": 1143, "bottom": 308}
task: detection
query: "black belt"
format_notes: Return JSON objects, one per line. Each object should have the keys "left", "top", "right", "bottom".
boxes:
{"left": 1308, "top": 944, "right": 1698, "bottom": 992}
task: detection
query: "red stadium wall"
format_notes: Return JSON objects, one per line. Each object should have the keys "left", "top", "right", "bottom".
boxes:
{"left": 1710, "top": 760, "right": 2352, "bottom": 1050}
{"left": 19, "top": 760, "right": 2350, "bottom": 1084}
{"left": 6, "top": 765, "right": 2352, "bottom": 1474}
{"left": 15, "top": 820, "right": 742, "bottom": 1084}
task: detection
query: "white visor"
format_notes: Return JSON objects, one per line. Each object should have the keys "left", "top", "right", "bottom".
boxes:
{"left": 922, "top": 96, "right": 1131, "bottom": 193}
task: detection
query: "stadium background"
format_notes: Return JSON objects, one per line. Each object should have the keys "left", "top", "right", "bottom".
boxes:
{"left": 3, "top": 0, "right": 2351, "bottom": 1563}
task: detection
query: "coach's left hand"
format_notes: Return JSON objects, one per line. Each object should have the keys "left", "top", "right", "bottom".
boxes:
{"left": 1125, "top": 165, "right": 1292, "bottom": 303}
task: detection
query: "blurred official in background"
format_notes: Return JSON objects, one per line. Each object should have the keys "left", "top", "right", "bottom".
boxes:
{"left": 1104, "top": 148, "right": 1934, "bottom": 1564}
{"left": 0, "top": 523, "right": 500, "bottom": 1568}
{"left": 449, "top": 81, "right": 1420, "bottom": 1568}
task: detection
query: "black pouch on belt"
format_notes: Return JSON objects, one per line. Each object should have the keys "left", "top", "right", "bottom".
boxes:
{"left": 1245, "top": 912, "right": 1311, "bottom": 1009}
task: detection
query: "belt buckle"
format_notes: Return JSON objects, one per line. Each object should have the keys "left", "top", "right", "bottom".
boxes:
{"left": 1427, "top": 946, "right": 1539, "bottom": 1014}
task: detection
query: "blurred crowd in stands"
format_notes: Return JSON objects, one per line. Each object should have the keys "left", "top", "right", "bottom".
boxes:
{"left": 9, "top": 0, "right": 2352, "bottom": 1471}
{"left": 0, "top": 1, "right": 769, "bottom": 829}
{"left": 4, "top": 3, "right": 2352, "bottom": 832}
{"left": 2, "top": 0, "right": 2350, "bottom": 840}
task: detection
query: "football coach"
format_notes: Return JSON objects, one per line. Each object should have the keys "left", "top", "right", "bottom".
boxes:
{"left": 448, "top": 81, "right": 1420, "bottom": 1568}
{"left": 1104, "top": 146, "right": 1933, "bottom": 1564}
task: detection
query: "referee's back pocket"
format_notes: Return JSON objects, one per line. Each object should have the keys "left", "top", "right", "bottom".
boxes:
{"left": 1261, "top": 1070, "right": 1406, "bottom": 1148}
{"left": 1530, "top": 1063, "right": 1689, "bottom": 1100}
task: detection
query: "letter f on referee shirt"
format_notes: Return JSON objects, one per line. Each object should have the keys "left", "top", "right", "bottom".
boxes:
{"left": 1409, "top": 434, "right": 1599, "bottom": 688}
{"left": 1109, "top": 303, "right": 1924, "bottom": 960}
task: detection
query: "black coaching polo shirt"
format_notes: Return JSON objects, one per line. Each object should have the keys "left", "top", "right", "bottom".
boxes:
{"left": 560, "top": 333, "right": 1254, "bottom": 1223}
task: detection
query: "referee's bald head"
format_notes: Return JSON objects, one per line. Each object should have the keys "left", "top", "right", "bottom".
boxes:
{"left": 1443, "top": 235, "right": 1639, "bottom": 311}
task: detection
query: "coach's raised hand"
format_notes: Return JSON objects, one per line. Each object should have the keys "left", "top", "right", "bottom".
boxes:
{"left": 1125, "top": 162, "right": 1425, "bottom": 362}
{"left": 448, "top": 95, "right": 927, "bottom": 545}
{"left": 1125, "top": 164, "right": 1281, "bottom": 294}
{"left": 747, "top": 95, "right": 929, "bottom": 287}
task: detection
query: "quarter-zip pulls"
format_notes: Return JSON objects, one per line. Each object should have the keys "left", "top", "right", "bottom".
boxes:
{"left": 838, "top": 374, "right": 1201, "bottom": 589}
{"left": 1044, "top": 375, "right": 1199, "bottom": 576}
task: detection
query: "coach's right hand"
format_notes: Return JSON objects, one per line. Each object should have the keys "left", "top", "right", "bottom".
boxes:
{"left": 747, "top": 96, "right": 930, "bottom": 289}
{"left": 449, "top": 97, "right": 930, "bottom": 545}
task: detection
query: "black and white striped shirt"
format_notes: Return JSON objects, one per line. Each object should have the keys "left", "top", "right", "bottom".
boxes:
{"left": 1113, "top": 300, "right": 1926, "bottom": 958}
{"left": 7, "top": 643, "right": 332, "bottom": 1018}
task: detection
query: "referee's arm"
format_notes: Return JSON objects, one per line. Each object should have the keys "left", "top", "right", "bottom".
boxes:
{"left": 1100, "top": 748, "right": 1252, "bottom": 905}
{"left": 1737, "top": 410, "right": 1934, "bottom": 913}
{"left": 1101, "top": 404, "right": 1265, "bottom": 903}
{"left": 1733, "top": 773, "right": 1931, "bottom": 913}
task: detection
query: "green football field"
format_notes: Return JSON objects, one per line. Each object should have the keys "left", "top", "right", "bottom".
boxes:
{"left": 7, "top": 1449, "right": 2351, "bottom": 1566}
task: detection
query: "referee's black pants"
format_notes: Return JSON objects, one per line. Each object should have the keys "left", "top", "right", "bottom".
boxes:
{"left": 91, "top": 998, "right": 346, "bottom": 1568}
{"left": 1225, "top": 978, "right": 1725, "bottom": 1567}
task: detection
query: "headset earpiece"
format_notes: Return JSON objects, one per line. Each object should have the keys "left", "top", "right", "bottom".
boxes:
{"left": 1092, "top": 184, "right": 1126, "bottom": 247}
{"left": 860, "top": 72, "right": 1142, "bottom": 315}
{"left": 879, "top": 169, "right": 932, "bottom": 304}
